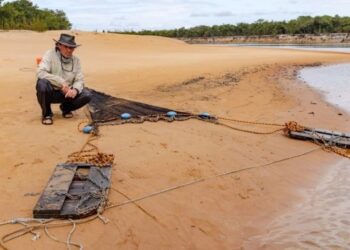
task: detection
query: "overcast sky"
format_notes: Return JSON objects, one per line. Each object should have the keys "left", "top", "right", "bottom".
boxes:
{"left": 28, "top": 0, "right": 350, "bottom": 31}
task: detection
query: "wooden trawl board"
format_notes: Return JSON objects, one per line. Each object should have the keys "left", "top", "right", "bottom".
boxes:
{"left": 289, "top": 128, "right": 350, "bottom": 148}
{"left": 60, "top": 166, "right": 112, "bottom": 218}
{"left": 33, "top": 163, "right": 112, "bottom": 219}
{"left": 33, "top": 164, "right": 77, "bottom": 217}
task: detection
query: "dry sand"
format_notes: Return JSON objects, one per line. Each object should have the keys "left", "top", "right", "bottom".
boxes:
{"left": 0, "top": 30, "right": 349, "bottom": 249}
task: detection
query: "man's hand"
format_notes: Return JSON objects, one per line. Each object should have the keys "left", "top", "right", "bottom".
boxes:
{"left": 65, "top": 88, "right": 78, "bottom": 99}
{"left": 61, "top": 83, "right": 70, "bottom": 94}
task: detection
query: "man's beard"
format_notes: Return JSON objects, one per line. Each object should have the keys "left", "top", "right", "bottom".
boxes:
{"left": 60, "top": 52, "right": 73, "bottom": 63}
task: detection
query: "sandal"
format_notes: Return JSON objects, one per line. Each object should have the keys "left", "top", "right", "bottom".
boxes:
{"left": 42, "top": 116, "right": 53, "bottom": 125}
{"left": 62, "top": 111, "right": 73, "bottom": 118}
{"left": 60, "top": 104, "right": 73, "bottom": 118}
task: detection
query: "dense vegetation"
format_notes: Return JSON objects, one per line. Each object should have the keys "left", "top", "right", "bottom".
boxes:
{"left": 113, "top": 15, "right": 350, "bottom": 38}
{"left": 0, "top": 0, "right": 71, "bottom": 31}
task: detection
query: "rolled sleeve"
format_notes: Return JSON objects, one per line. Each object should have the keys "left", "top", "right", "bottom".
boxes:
{"left": 37, "top": 50, "right": 65, "bottom": 89}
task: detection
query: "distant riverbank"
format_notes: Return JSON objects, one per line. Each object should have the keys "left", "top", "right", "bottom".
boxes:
{"left": 209, "top": 44, "right": 350, "bottom": 54}
{"left": 180, "top": 33, "right": 350, "bottom": 44}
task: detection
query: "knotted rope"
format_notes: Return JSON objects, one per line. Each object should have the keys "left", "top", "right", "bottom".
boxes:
{"left": 284, "top": 121, "right": 350, "bottom": 159}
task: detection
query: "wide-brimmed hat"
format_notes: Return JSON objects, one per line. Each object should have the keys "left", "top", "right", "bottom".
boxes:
{"left": 53, "top": 33, "right": 81, "bottom": 48}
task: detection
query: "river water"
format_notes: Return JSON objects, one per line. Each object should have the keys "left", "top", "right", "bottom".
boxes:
{"left": 299, "top": 63, "right": 350, "bottom": 115}
{"left": 244, "top": 159, "right": 350, "bottom": 249}
{"left": 228, "top": 44, "right": 350, "bottom": 249}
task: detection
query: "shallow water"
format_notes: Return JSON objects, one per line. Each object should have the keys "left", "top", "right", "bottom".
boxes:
{"left": 298, "top": 63, "right": 350, "bottom": 114}
{"left": 244, "top": 159, "right": 350, "bottom": 249}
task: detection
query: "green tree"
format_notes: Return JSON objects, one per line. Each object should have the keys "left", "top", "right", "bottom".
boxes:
{"left": 0, "top": 0, "right": 71, "bottom": 31}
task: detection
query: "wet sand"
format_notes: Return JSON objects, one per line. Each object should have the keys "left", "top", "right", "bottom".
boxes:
{"left": 0, "top": 30, "right": 349, "bottom": 249}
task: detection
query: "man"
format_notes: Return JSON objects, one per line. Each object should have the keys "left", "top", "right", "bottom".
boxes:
{"left": 36, "top": 33, "right": 91, "bottom": 125}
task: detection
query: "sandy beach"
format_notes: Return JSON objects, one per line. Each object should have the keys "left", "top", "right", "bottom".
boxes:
{"left": 0, "top": 30, "right": 349, "bottom": 249}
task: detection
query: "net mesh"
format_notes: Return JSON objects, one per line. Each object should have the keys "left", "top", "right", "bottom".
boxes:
{"left": 87, "top": 88, "right": 193, "bottom": 124}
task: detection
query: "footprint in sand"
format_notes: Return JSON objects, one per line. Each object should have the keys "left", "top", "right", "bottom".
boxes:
{"left": 186, "top": 168, "right": 202, "bottom": 178}
{"left": 32, "top": 158, "right": 43, "bottom": 164}
{"left": 190, "top": 218, "right": 221, "bottom": 237}
{"left": 128, "top": 170, "right": 146, "bottom": 179}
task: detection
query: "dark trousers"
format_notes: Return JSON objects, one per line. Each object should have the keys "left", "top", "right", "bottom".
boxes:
{"left": 36, "top": 79, "right": 91, "bottom": 117}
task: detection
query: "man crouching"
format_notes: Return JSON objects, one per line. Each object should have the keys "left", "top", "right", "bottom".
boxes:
{"left": 36, "top": 33, "right": 91, "bottom": 125}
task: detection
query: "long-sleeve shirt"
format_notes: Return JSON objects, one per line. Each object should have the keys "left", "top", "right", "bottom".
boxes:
{"left": 37, "top": 48, "right": 85, "bottom": 93}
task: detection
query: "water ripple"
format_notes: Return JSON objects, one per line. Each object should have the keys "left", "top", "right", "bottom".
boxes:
{"left": 244, "top": 159, "right": 350, "bottom": 249}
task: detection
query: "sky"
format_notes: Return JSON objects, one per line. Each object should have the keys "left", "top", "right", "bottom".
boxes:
{"left": 26, "top": 0, "right": 350, "bottom": 31}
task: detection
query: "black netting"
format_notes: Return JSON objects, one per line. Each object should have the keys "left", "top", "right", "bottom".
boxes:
{"left": 88, "top": 88, "right": 192, "bottom": 123}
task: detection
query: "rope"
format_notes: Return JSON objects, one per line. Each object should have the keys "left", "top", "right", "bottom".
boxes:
{"left": 215, "top": 121, "right": 285, "bottom": 135}
{"left": 44, "top": 220, "right": 83, "bottom": 250}
{"left": 284, "top": 121, "right": 306, "bottom": 133}
{"left": 96, "top": 113, "right": 286, "bottom": 135}
{"left": 90, "top": 111, "right": 347, "bottom": 156}
{"left": 0, "top": 216, "right": 99, "bottom": 250}
{"left": 217, "top": 116, "right": 285, "bottom": 127}
{"left": 77, "top": 120, "right": 91, "bottom": 133}
{"left": 315, "top": 132, "right": 350, "bottom": 159}
{"left": 1, "top": 116, "right": 348, "bottom": 249}
{"left": 110, "top": 187, "right": 159, "bottom": 223}
{"left": 94, "top": 113, "right": 197, "bottom": 126}
{"left": 0, "top": 145, "right": 322, "bottom": 250}
{"left": 284, "top": 121, "right": 350, "bottom": 159}
{"left": 106, "top": 147, "right": 321, "bottom": 210}
{"left": 66, "top": 220, "right": 79, "bottom": 250}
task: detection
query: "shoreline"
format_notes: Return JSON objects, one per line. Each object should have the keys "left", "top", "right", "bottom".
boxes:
{"left": 298, "top": 62, "right": 350, "bottom": 116}
{"left": 0, "top": 31, "right": 349, "bottom": 249}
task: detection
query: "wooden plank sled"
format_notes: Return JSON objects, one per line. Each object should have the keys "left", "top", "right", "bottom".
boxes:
{"left": 288, "top": 127, "right": 350, "bottom": 148}
{"left": 33, "top": 163, "right": 112, "bottom": 219}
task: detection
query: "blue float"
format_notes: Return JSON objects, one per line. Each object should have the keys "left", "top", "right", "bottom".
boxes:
{"left": 82, "top": 125, "right": 94, "bottom": 134}
{"left": 166, "top": 111, "right": 177, "bottom": 117}
{"left": 121, "top": 113, "right": 132, "bottom": 120}
{"left": 199, "top": 112, "right": 211, "bottom": 119}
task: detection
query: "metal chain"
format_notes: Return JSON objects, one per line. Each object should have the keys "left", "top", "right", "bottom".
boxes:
{"left": 66, "top": 152, "right": 114, "bottom": 167}
{"left": 284, "top": 121, "right": 350, "bottom": 159}
{"left": 66, "top": 133, "right": 114, "bottom": 167}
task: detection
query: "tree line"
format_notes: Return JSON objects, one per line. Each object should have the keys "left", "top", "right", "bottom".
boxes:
{"left": 0, "top": 0, "right": 71, "bottom": 31}
{"left": 113, "top": 15, "right": 350, "bottom": 38}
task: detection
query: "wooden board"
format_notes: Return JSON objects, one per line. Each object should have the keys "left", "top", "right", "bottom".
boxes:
{"left": 33, "top": 163, "right": 112, "bottom": 219}
{"left": 60, "top": 167, "right": 112, "bottom": 218}
{"left": 306, "top": 128, "right": 350, "bottom": 138}
{"left": 289, "top": 129, "right": 350, "bottom": 148}
{"left": 33, "top": 164, "right": 77, "bottom": 217}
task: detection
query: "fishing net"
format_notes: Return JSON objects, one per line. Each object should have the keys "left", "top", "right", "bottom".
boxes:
{"left": 87, "top": 88, "right": 215, "bottom": 125}
{"left": 86, "top": 89, "right": 350, "bottom": 158}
